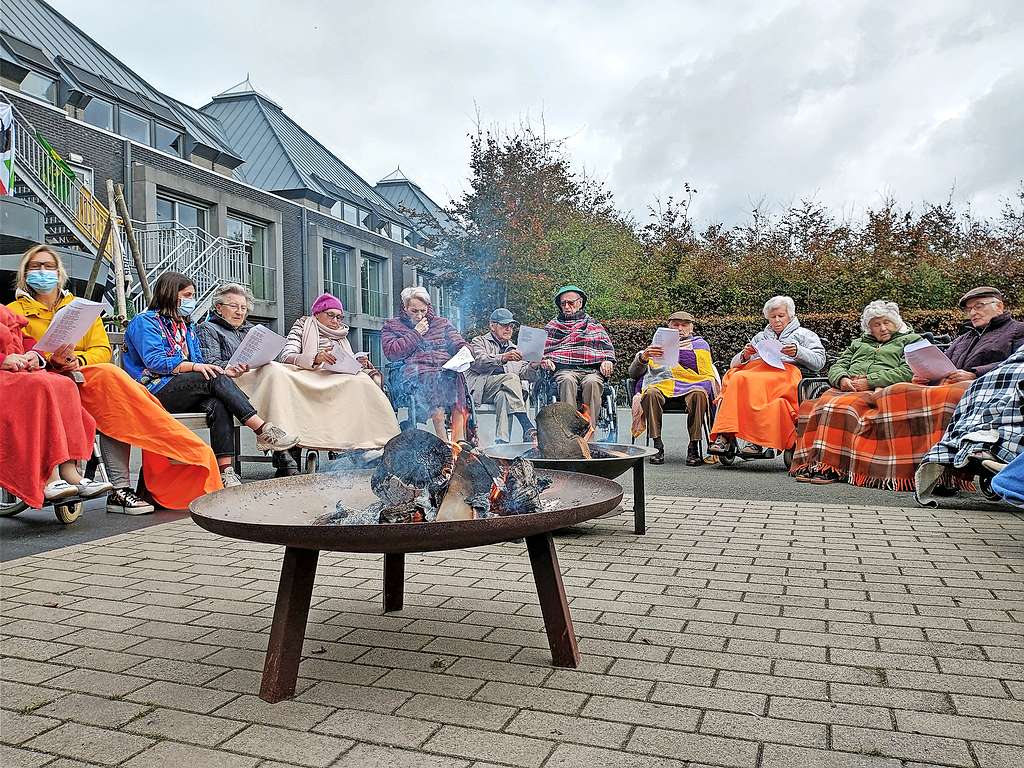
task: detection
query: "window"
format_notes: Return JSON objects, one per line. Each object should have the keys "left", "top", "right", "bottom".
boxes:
{"left": 362, "top": 330, "right": 382, "bottom": 370}
{"left": 330, "top": 201, "right": 342, "bottom": 219}
{"left": 118, "top": 107, "right": 150, "bottom": 144}
{"left": 343, "top": 203, "right": 358, "bottom": 226}
{"left": 360, "top": 254, "right": 386, "bottom": 318}
{"left": 156, "top": 195, "right": 208, "bottom": 231}
{"left": 20, "top": 71, "right": 56, "bottom": 103}
{"left": 227, "top": 215, "right": 272, "bottom": 301}
{"left": 82, "top": 97, "right": 114, "bottom": 131}
{"left": 154, "top": 123, "right": 183, "bottom": 156}
{"left": 70, "top": 164, "right": 94, "bottom": 194}
{"left": 323, "top": 242, "right": 355, "bottom": 309}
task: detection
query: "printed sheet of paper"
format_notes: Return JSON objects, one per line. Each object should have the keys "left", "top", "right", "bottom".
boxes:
{"left": 903, "top": 339, "right": 958, "bottom": 382}
{"left": 516, "top": 326, "right": 548, "bottom": 363}
{"left": 34, "top": 298, "right": 104, "bottom": 354}
{"left": 227, "top": 325, "right": 286, "bottom": 368}
{"left": 442, "top": 346, "right": 475, "bottom": 372}
{"left": 651, "top": 327, "right": 680, "bottom": 366}
{"left": 324, "top": 343, "right": 363, "bottom": 374}
{"left": 755, "top": 337, "right": 787, "bottom": 369}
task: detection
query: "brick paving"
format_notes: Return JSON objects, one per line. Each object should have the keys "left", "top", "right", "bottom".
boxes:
{"left": 1, "top": 495, "right": 1022, "bottom": 767}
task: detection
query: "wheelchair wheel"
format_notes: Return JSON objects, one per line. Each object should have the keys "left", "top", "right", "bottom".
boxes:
{"left": 1, "top": 488, "right": 27, "bottom": 517}
{"left": 54, "top": 502, "right": 82, "bottom": 525}
{"left": 304, "top": 451, "right": 319, "bottom": 475}
{"left": 978, "top": 474, "right": 1001, "bottom": 502}
{"left": 783, "top": 447, "right": 794, "bottom": 469}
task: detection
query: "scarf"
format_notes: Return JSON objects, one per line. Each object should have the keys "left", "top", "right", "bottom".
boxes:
{"left": 299, "top": 315, "right": 352, "bottom": 367}
{"left": 544, "top": 312, "right": 615, "bottom": 367}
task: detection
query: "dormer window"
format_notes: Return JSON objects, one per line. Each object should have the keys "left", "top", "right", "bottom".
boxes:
{"left": 118, "top": 107, "right": 149, "bottom": 144}
{"left": 20, "top": 71, "right": 56, "bottom": 104}
{"left": 154, "top": 123, "right": 183, "bottom": 155}
{"left": 82, "top": 97, "right": 113, "bottom": 131}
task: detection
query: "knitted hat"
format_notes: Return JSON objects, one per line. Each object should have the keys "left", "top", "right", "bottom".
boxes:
{"left": 860, "top": 300, "right": 908, "bottom": 334}
{"left": 311, "top": 293, "right": 344, "bottom": 315}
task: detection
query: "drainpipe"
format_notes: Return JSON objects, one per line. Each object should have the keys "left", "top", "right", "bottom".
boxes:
{"left": 123, "top": 140, "right": 132, "bottom": 216}
{"left": 300, "top": 205, "right": 309, "bottom": 316}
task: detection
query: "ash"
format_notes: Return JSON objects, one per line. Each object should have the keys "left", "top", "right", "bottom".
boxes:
{"left": 313, "top": 431, "right": 550, "bottom": 526}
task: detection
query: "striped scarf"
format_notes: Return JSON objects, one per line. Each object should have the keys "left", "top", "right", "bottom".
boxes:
{"left": 543, "top": 313, "right": 615, "bottom": 368}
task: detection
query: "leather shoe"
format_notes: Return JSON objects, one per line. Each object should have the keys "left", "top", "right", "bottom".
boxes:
{"left": 649, "top": 451, "right": 665, "bottom": 465}
{"left": 686, "top": 442, "right": 702, "bottom": 466}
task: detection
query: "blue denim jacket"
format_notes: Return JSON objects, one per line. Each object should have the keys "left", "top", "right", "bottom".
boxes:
{"left": 124, "top": 310, "right": 205, "bottom": 393}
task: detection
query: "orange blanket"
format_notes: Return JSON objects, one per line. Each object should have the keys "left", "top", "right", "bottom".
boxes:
{"left": 80, "top": 364, "right": 222, "bottom": 509}
{"left": 710, "top": 360, "right": 802, "bottom": 451}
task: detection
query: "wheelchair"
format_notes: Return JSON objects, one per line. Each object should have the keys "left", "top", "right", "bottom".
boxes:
{"left": 531, "top": 368, "right": 619, "bottom": 443}
{"left": 384, "top": 361, "right": 479, "bottom": 446}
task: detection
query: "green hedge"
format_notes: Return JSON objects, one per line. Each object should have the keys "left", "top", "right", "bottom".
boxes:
{"left": 603, "top": 309, "right": 964, "bottom": 381}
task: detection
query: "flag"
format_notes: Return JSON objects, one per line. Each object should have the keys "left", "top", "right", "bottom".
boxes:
{"left": 0, "top": 104, "right": 14, "bottom": 196}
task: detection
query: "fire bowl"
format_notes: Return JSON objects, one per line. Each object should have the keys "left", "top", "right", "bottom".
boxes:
{"left": 190, "top": 468, "right": 624, "bottom": 554}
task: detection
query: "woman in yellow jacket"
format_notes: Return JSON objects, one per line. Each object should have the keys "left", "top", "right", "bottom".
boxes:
{"left": 8, "top": 245, "right": 222, "bottom": 512}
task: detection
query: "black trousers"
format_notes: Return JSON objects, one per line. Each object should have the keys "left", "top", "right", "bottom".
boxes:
{"left": 155, "top": 372, "right": 258, "bottom": 457}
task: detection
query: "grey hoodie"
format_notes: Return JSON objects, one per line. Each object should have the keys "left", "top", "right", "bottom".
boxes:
{"left": 730, "top": 317, "right": 826, "bottom": 375}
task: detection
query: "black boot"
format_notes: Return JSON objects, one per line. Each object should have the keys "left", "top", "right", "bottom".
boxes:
{"left": 273, "top": 449, "right": 300, "bottom": 478}
{"left": 650, "top": 437, "right": 665, "bottom": 465}
{"left": 686, "top": 441, "right": 703, "bottom": 466}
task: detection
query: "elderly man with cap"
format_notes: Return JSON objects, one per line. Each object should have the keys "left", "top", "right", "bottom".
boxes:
{"left": 466, "top": 308, "right": 540, "bottom": 444}
{"left": 541, "top": 285, "right": 616, "bottom": 430}
{"left": 628, "top": 310, "right": 717, "bottom": 465}
{"left": 928, "top": 287, "right": 1024, "bottom": 384}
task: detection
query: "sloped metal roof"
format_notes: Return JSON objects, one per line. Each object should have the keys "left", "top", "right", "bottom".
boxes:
{"left": 3, "top": 0, "right": 242, "bottom": 164}
{"left": 202, "top": 84, "right": 407, "bottom": 223}
{"left": 375, "top": 169, "right": 460, "bottom": 238}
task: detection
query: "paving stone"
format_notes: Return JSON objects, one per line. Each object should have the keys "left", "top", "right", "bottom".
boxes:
{"left": 0, "top": 709, "right": 62, "bottom": 744}
{"left": 296, "top": 680, "right": 413, "bottom": 712}
{"left": 122, "top": 741, "right": 258, "bottom": 768}
{"left": 973, "top": 742, "right": 1024, "bottom": 768}
{"left": 49, "top": 648, "right": 149, "bottom": 674}
{"left": 331, "top": 743, "right": 469, "bottom": 768}
{"left": 124, "top": 680, "right": 237, "bottom": 714}
{"left": 768, "top": 696, "right": 892, "bottom": 729}
{"left": 473, "top": 681, "right": 587, "bottom": 715}
{"left": 35, "top": 693, "right": 150, "bottom": 728}
{"left": 424, "top": 725, "right": 553, "bottom": 768}
{"left": 22, "top": 722, "right": 154, "bottom": 766}
{"left": 627, "top": 726, "right": 759, "bottom": 768}
{"left": 396, "top": 693, "right": 516, "bottom": 730}
{"left": 213, "top": 694, "right": 332, "bottom": 730}
{"left": 505, "top": 709, "right": 631, "bottom": 748}
{"left": 221, "top": 723, "right": 353, "bottom": 767}
{"left": 760, "top": 743, "right": 901, "bottom": 768}
{"left": 0, "top": 745, "right": 53, "bottom": 768}
{"left": 123, "top": 707, "right": 246, "bottom": 746}
{"left": 895, "top": 710, "right": 1024, "bottom": 746}
{"left": 314, "top": 708, "right": 440, "bottom": 749}
{"left": 44, "top": 669, "right": 150, "bottom": 698}
{"left": 580, "top": 695, "right": 700, "bottom": 731}
{"left": 375, "top": 668, "right": 486, "bottom": 699}
{"left": 544, "top": 743, "right": 688, "bottom": 768}
{"left": 831, "top": 725, "right": 974, "bottom": 767}
{"left": 699, "top": 710, "right": 828, "bottom": 748}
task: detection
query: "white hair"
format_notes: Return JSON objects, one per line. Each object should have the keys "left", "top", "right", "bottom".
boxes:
{"left": 401, "top": 286, "right": 431, "bottom": 308}
{"left": 861, "top": 300, "right": 908, "bottom": 334}
{"left": 213, "top": 282, "right": 254, "bottom": 308}
{"left": 762, "top": 295, "right": 796, "bottom": 320}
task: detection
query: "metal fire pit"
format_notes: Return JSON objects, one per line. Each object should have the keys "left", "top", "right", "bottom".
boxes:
{"left": 483, "top": 442, "right": 658, "bottom": 535}
{"left": 191, "top": 469, "right": 622, "bottom": 703}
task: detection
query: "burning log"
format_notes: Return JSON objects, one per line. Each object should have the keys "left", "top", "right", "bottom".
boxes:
{"left": 315, "top": 431, "right": 549, "bottom": 526}
{"left": 536, "top": 403, "right": 594, "bottom": 459}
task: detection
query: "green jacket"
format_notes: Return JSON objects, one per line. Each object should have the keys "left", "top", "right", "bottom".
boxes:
{"left": 827, "top": 329, "right": 921, "bottom": 389}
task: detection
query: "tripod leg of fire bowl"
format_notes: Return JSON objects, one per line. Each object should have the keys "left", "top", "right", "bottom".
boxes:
{"left": 383, "top": 552, "right": 405, "bottom": 612}
{"left": 260, "top": 547, "right": 319, "bottom": 703}
{"left": 632, "top": 461, "right": 646, "bottom": 535}
{"left": 526, "top": 532, "right": 580, "bottom": 667}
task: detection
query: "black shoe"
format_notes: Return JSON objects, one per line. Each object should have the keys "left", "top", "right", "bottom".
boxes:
{"left": 806, "top": 468, "right": 844, "bottom": 485}
{"left": 686, "top": 442, "right": 703, "bottom": 466}
{"left": 738, "top": 443, "right": 766, "bottom": 459}
{"left": 649, "top": 451, "right": 665, "bottom": 465}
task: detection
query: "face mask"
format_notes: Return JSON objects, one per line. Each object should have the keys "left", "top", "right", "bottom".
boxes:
{"left": 178, "top": 297, "right": 198, "bottom": 317}
{"left": 26, "top": 269, "right": 59, "bottom": 292}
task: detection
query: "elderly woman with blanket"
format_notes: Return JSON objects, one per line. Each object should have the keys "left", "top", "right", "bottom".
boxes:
{"left": 916, "top": 345, "right": 1024, "bottom": 504}
{"left": 789, "top": 301, "right": 949, "bottom": 487}
{"left": 383, "top": 286, "right": 470, "bottom": 442}
{"left": 205, "top": 292, "right": 399, "bottom": 474}
{"left": 541, "top": 285, "right": 616, "bottom": 430}
{"left": 709, "top": 296, "right": 825, "bottom": 460}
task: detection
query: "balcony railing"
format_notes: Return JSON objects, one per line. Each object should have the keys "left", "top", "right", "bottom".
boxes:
{"left": 325, "top": 281, "right": 357, "bottom": 313}
{"left": 361, "top": 288, "right": 387, "bottom": 318}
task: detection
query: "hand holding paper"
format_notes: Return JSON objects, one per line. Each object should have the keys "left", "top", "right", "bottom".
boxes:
{"left": 227, "top": 325, "right": 286, "bottom": 368}
{"left": 323, "top": 343, "right": 363, "bottom": 374}
{"left": 651, "top": 327, "right": 680, "bottom": 366}
{"left": 442, "top": 346, "right": 474, "bottom": 372}
{"left": 516, "top": 326, "right": 547, "bottom": 363}
{"left": 903, "top": 339, "right": 957, "bottom": 382}
{"left": 754, "top": 338, "right": 786, "bottom": 369}
{"left": 34, "top": 298, "right": 104, "bottom": 354}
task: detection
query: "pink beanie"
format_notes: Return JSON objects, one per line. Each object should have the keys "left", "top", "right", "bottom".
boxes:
{"left": 311, "top": 293, "right": 344, "bottom": 315}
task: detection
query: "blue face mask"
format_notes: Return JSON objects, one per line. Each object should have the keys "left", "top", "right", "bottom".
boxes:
{"left": 26, "top": 269, "right": 59, "bottom": 292}
{"left": 178, "top": 297, "right": 198, "bottom": 317}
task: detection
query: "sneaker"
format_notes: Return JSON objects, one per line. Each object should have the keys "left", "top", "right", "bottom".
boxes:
{"left": 77, "top": 477, "right": 114, "bottom": 499}
{"left": 220, "top": 466, "right": 243, "bottom": 488}
{"left": 255, "top": 422, "right": 300, "bottom": 452}
{"left": 739, "top": 443, "right": 766, "bottom": 459}
{"left": 44, "top": 480, "right": 78, "bottom": 501}
{"left": 106, "top": 487, "right": 155, "bottom": 515}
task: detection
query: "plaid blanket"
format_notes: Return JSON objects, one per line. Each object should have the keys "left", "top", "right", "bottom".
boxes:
{"left": 544, "top": 313, "right": 615, "bottom": 367}
{"left": 915, "top": 349, "right": 1024, "bottom": 500}
{"left": 791, "top": 382, "right": 970, "bottom": 490}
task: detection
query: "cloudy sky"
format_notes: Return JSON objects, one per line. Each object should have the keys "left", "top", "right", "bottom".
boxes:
{"left": 52, "top": 0, "right": 1023, "bottom": 224}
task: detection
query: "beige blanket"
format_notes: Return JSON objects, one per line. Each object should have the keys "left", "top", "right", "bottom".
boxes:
{"left": 236, "top": 362, "right": 399, "bottom": 450}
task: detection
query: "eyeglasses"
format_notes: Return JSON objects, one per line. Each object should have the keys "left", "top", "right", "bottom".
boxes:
{"left": 219, "top": 303, "right": 248, "bottom": 312}
{"left": 964, "top": 300, "right": 998, "bottom": 312}
{"left": 559, "top": 298, "right": 581, "bottom": 307}
{"left": 323, "top": 311, "right": 344, "bottom": 321}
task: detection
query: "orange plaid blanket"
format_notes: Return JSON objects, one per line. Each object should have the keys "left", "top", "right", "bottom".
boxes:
{"left": 790, "top": 382, "right": 970, "bottom": 490}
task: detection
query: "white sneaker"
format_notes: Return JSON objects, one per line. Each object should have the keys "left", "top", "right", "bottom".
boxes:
{"left": 77, "top": 478, "right": 114, "bottom": 499}
{"left": 255, "top": 422, "right": 300, "bottom": 452}
{"left": 106, "top": 487, "right": 155, "bottom": 515}
{"left": 44, "top": 480, "right": 78, "bottom": 501}
{"left": 220, "top": 466, "right": 243, "bottom": 488}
